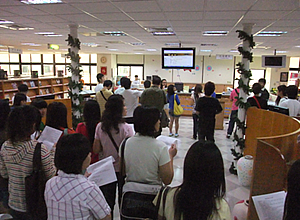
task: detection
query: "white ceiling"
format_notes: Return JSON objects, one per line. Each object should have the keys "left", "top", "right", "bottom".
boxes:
{"left": 0, "top": 0, "right": 299, "bottom": 56}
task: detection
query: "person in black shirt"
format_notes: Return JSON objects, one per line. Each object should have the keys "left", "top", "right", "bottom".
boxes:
{"left": 195, "top": 82, "right": 223, "bottom": 142}
{"left": 247, "top": 83, "right": 268, "bottom": 109}
{"left": 258, "top": 78, "right": 270, "bottom": 101}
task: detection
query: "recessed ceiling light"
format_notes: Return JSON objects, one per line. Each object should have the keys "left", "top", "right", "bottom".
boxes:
{"left": 256, "top": 31, "right": 287, "bottom": 37}
{"left": 28, "top": 49, "right": 40, "bottom": 51}
{"left": 276, "top": 51, "right": 287, "bottom": 53}
{"left": 45, "top": 34, "right": 63, "bottom": 37}
{"left": 102, "top": 31, "right": 127, "bottom": 36}
{"left": 134, "top": 52, "right": 143, "bottom": 54}
{"left": 35, "top": 32, "right": 55, "bottom": 35}
{"left": 21, "top": 43, "right": 41, "bottom": 46}
{"left": 20, "top": 0, "right": 62, "bottom": 4}
{"left": 152, "top": 31, "right": 175, "bottom": 36}
{"left": 229, "top": 50, "right": 239, "bottom": 53}
{"left": 200, "top": 49, "right": 212, "bottom": 52}
{"left": 82, "top": 43, "right": 101, "bottom": 47}
{"left": 295, "top": 46, "right": 300, "bottom": 48}
{"left": 147, "top": 49, "right": 157, "bottom": 52}
{"left": 203, "top": 31, "right": 228, "bottom": 36}
{"left": 129, "top": 42, "right": 145, "bottom": 46}
{"left": 108, "top": 49, "right": 118, "bottom": 51}
{"left": 0, "top": 19, "right": 14, "bottom": 24}
{"left": 0, "top": 49, "right": 8, "bottom": 51}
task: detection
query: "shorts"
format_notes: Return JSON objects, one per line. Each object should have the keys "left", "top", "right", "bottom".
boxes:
{"left": 169, "top": 110, "right": 181, "bottom": 118}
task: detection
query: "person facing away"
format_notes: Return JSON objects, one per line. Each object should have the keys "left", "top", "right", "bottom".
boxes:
{"left": 167, "top": 84, "right": 181, "bottom": 137}
{"left": 154, "top": 141, "right": 231, "bottom": 220}
{"left": 95, "top": 73, "right": 105, "bottom": 93}
{"left": 258, "top": 78, "right": 270, "bottom": 101}
{"left": 114, "top": 77, "right": 127, "bottom": 95}
{"left": 144, "top": 80, "right": 151, "bottom": 89}
{"left": 283, "top": 159, "right": 300, "bottom": 220}
{"left": 226, "top": 88, "right": 240, "bottom": 139}
{"left": 191, "top": 84, "right": 204, "bottom": 140}
{"left": 96, "top": 80, "right": 113, "bottom": 116}
{"left": 12, "top": 84, "right": 31, "bottom": 104}
{"left": 121, "top": 77, "right": 143, "bottom": 124}
{"left": 12, "top": 92, "right": 27, "bottom": 107}
{"left": 275, "top": 85, "right": 288, "bottom": 106}
{"left": 279, "top": 85, "right": 300, "bottom": 117}
{"left": 76, "top": 100, "right": 101, "bottom": 164}
{"left": 0, "top": 105, "right": 56, "bottom": 219}
{"left": 247, "top": 83, "right": 268, "bottom": 110}
{"left": 30, "top": 98, "right": 48, "bottom": 131}
{"left": 44, "top": 133, "right": 111, "bottom": 220}
{"left": 195, "top": 81, "right": 223, "bottom": 142}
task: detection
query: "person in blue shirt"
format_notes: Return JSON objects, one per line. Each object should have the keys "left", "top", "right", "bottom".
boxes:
{"left": 167, "top": 85, "right": 181, "bottom": 137}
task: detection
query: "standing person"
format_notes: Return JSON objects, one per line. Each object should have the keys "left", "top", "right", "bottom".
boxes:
{"left": 140, "top": 75, "right": 167, "bottom": 137}
{"left": 226, "top": 88, "right": 240, "bottom": 139}
{"left": 120, "top": 106, "right": 177, "bottom": 220}
{"left": 46, "top": 102, "right": 76, "bottom": 134}
{"left": 45, "top": 134, "right": 111, "bottom": 220}
{"left": 96, "top": 80, "right": 113, "bottom": 116}
{"left": 275, "top": 85, "right": 288, "bottom": 106}
{"left": 279, "top": 85, "right": 300, "bottom": 116}
{"left": 247, "top": 83, "right": 268, "bottom": 110}
{"left": 191, "top": 84, "right": 204, "bottom": 140}
{"left": 12, "top": 84, "right": 31, "bottom": 104}
{"left": 12, "top": 93, "right": 27, "bottom": 108}
{"left": 95, "top": 73, "right": 105, "bottom": 93}
{"left": 161, "top": 79, "right": 168, "bottom": 90}
{"left": 155, "top": 141, "right": 231, "bottom": 220}
{"left": 143, "top": 80, "right": 151, "bottom": 89}
{"left": 121, "top": 77, "right": 142, "bottom": 124}
{"left": 195, "top": 81, "right": 223, "bottom": 142}
{"left": 30, "top": 98, "right": 48, "bottom": 131}
{"left": 0, "top": 105, "right": 56, "bottom": 219}
{"left": 93, "top": 95, "right": 134, "bottom": 217}
{"left": 258, "top": 78, "right": 270, "bottom": 101}
{"left": 132, "top": 75, "right": 140, "bottom": 86}
{"left": 76, "top": 100, "right": 101, "bottom": 164}
{"left": 167, "top": 85, "right": 181, "bottom": 137}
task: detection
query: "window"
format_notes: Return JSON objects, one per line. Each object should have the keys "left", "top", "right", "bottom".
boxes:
{"left": 43, "top": 54, "right": 53, "bottom": 63}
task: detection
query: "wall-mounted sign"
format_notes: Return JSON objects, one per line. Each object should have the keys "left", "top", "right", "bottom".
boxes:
{"left": 8, "top": 48, "right": 22, "bottom": 54}
{"left": 216, "top": 54, "right": 233, "bottom": 60}
{"left": 48, "top": 44, "right": 59, "bottom": 50}
{"left": 101, "top": 66, "right": 107, "bottom": 75}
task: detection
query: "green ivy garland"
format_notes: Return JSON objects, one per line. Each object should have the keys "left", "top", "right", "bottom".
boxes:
{"left": 66, "top": 34, "right": 83, "bottom": 129}
{"left": 229, "top": 30, "right": 255, "bottom": 175}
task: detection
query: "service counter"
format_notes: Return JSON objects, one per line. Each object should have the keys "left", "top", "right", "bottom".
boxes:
{"left": 176, "top": 93, "right": 225, "bottom": 130}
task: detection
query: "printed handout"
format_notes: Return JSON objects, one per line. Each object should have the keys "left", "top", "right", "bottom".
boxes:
{"left": 87, "top": 156, "right": 117, "bottom": 187}
{"left": 156, "top": 135, "right": 180, "bottom": 149}
{"left": 38, "top": 126, "right": 63, "bottom": 151}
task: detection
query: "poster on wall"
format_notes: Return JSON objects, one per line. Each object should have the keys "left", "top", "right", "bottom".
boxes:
{"left": 280, "top": 72, "right": 288, "bottom": 82}
{"left": 101, "top": 66, "right": 107, "bottom": 75}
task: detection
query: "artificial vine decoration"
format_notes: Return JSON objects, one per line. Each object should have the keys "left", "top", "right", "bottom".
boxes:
{"left": 66, "top": 34, "right": 83, "bottom": 129}
{"left": 229, "top": 29, "right": 255, "bottom": 175}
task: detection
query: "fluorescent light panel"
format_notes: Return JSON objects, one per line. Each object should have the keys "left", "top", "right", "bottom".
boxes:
{"left": 152, "top": 31, "right": 175, "bottom": 36}
{"left": 102, "top": 31, "right": 126, "bottom": 36}
{"left": 147, "top": 49, "right": 157, "bottom": 52}
{"left": 201, "top": 43, "right": 218, "bottom": 46}
{"left": 165, "top": 43, "right": 180, "bottom": 46}
{"left": 20, "top": 0, "right": 62, "bottom": 4}
{"left": 130, "top": 42, "right": 145, "bottom": 46}
{"left": 21, "top": 43, "right": 41, "bottom": 46}
{"left": 203, "top": 31, "right": 228, "bottom": 36}
{"left": 200, "top": 49, "right": 212, "bottom": 52}
{"left": 0, "top": 19, "right": 14, "bottom": 24}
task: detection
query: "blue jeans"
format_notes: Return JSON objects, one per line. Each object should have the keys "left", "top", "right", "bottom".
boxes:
{"left": 227, "top": 110, "right": 238, "bottom": 135}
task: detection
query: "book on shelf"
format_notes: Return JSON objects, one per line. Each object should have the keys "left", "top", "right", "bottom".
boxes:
{"left": 38, "top": 81, "right": 42, "bottom": 86}
{"left": 23, "top": 81, "right": 28, "bottom": 86}
{"left": 11, "top": 83, "right": 17, "bottom": 89}
{"left": 30, "top": 81, "right": 35, "bottom": 87}
{"left": 39, "top": 89, "right": 43, "bottom": 95}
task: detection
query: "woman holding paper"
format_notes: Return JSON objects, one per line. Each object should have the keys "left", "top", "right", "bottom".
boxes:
{"left": 0, "top": 105, "right": 56, "bottom": 219}
{"left": 93, "top": 94, "right": 134, "bottom": 217}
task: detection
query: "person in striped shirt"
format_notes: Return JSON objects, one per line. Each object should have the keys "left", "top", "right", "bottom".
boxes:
{"left": 45, "top": 134, "right": 111, "bottom": 220}
{"left": 0, "top": 105, "right": 56, "bottom": 219}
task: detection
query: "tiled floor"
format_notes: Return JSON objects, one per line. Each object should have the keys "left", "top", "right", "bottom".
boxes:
{"left": 113, "top": 116, "right": 250, "bottom": 219}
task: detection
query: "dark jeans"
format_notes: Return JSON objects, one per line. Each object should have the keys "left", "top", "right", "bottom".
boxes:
{"left": 10, "top": 209, "right": 33, "bottom": 220}
{"left": 198, "top": 124, "right": 215, "bottom": 142}
{"left": 100, "top": 172, "right": 124, "bottom": 218}
{"left": 192, "top": 114, "right": 199, "bottom": 139}
{"left": 227, "top": 110, "right": 238, "bottom": 135}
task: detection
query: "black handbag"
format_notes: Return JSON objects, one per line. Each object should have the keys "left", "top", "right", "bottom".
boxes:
{"left": 160, "top": 110, "right": 169, "bottom": 128}
{"left": 25, "top": 143, "right": 47, "bottom": 220}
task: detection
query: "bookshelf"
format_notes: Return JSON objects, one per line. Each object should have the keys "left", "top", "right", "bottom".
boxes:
{"left": 0, "top": 77, "right": 69, "bottom": 101}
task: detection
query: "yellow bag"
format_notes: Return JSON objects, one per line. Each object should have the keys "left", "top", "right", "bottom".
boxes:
{"left": 173, "top": 94, "right": 183, "bottom": 116}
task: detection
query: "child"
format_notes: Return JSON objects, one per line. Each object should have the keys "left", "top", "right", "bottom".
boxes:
{"left": 45, "top": 133, "right": 111, "bottom": 220}
{"left": 195, "top": 81, "right": 222, "bottom": 142}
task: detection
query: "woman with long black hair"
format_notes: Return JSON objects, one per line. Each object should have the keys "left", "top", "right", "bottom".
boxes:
{"left": 191, "top": 84, "right": 204, "bottom": 139}
{"left": 156, "top": 141, "right": 231, "bottom": 220}
{"left": 76, "top": 100, "right": 101, "bottom": 164}
{"left": 167, "top": 84, "right": 181, "bottom": 137}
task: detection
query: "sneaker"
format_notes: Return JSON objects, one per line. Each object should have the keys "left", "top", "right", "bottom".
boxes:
{"left": 226, "top": 134, "right": 231, "bottom": 139}
{"left": 169, "top": 133, "right": 173, "bottom": 137}
{"left": 175, "top": 133, "right": 179, "bottom": 138}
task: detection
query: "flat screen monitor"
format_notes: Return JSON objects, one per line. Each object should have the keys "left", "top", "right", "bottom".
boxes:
{"left": 175, "top": 82, "right": 183, "bottom": 92}
{"left": 268, "top": 105, "right": 289, "bottom": 116}
{"left": 162, "top": 48, "right": 195, "bottom": 69}
{"left": 35, "top": 94, "right": 55, "bottom": 100}
{"left": 262, "top": 55, "right": 286, "bottom": 68}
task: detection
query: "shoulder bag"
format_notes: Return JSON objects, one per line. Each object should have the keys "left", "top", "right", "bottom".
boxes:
{"left": 119, "top": 138, "right": 162, "bottom": 220}
{"left": 173, "top": 94, "right": 184, "bottom": 116}
{"left": 25, "top": 142, "right": 47, "bottom": 220}
{"left": 100, "top": 91, "right": 108, "bottom": 101}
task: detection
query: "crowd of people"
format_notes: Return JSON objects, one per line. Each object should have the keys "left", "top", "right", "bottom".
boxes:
{"left": 0, "top": 74, "right": 298, "bottom": 219}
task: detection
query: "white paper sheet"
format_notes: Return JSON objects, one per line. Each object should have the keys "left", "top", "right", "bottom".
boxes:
{"left": 0, "top": 214, "right": 13, "bottom": 219}
{"left": 38, "top": 126, "right": 63, "bottom": 151}
{"left": 87, "top": 156, "right": 117, "bottom": 187}
{"left": 252, "top": 191, "right": 286, "bottom": 220}
{"left": 156, "top": 135, "right": 180, "bottom": 149}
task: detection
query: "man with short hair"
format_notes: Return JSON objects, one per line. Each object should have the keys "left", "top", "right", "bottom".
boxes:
{"left": 140, "top": 75, "right": 167, "bottom": 136}
{"left": 96, "top": 80, "right": 113, "bottom": 115}
{"left": 95, "top": 73, "right": 105, "bottom": 93}
{"left": 279, "top": 85, "right": 300, "bottom": 116}
{"left": 114, "top": 77, "right": 126, "bottom": 95}
{"left": 12, "top": 84, "right": 31, "bottom": 104}
{"left": 258, "top": 78, "right": 270, "bottom": 101}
